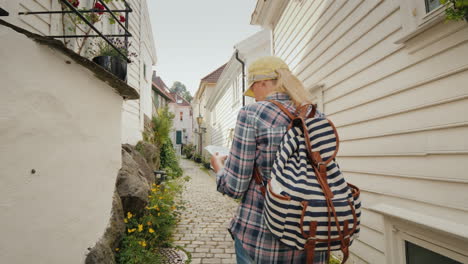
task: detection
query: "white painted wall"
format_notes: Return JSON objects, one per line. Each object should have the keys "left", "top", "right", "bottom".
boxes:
{"left": 192, "top": 82, "right": 217, "bottom": 159}
{"left": 208, "top": 30, "right": 271, "bottom": 149}
{"left": 0, "top": 25, "right": 123, "bottom": 264}
{"left": 169, "top": 103, "right": 193, "bottom": 155}
{"left": 266, "top": 0, "right": 468, "bottom": 263}
{"left": 2, "top": 0, "right": 157, "bottom": 145}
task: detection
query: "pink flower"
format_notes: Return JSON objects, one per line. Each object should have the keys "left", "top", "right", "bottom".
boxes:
{"left": 119, "top": 15, "right": 126, "bottom": 23}
{"left": 94, "top": 2, "right": 105, "bottom": 15}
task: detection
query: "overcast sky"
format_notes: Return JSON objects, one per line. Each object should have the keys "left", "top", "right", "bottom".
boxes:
{"left": 147, "top": 1, "right": 262, "bottom": 95}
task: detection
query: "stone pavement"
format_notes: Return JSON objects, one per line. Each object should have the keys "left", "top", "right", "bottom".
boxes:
{"left": 174, "top": 158, "right": 239, "bottom": 264}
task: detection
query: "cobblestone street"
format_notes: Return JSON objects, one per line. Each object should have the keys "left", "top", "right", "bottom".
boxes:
{"left": 174, "top": 158, "right": 239, "bottom": 264}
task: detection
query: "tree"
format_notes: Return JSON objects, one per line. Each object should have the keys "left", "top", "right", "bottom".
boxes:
{"left": 170, "top": 81, "right": 193, "bottom": 103}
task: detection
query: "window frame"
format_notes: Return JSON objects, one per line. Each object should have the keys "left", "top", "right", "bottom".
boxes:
{"left": 379, "top": 212, "right": 468, "bottom": 264}
{"left": 395, "top": 0, "right": 448, "bottom": 44}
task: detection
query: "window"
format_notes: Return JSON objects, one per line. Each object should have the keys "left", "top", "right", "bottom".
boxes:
{"left": 372, "top": 204, "right": 468, "bottom": 264}
{"left": 395, "top": 0, "right": 447, "bottom": 44}
{"left": 425, "top": 0, "right": 441, "bottom": 13}
{"left": 143, "top": 63, "right": 147, "bottom": 80}
{"left": 153, "top": 91, "right": 159, "bottom": 109}
{"left": 405, "top": 241, "right": 462, "bottom": 264}
{"left": 180, "top": 111, "right": 183, "bottom": 121}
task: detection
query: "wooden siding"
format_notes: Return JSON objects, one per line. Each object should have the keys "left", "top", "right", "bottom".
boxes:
{"left": 273, "top": 0, "right": 468, "bottom": 263}
{"left": 15, "top": 0, "right": 53, "bottom": 35}
{"left": 211, "top": 83, "right": 239, "bottom": 148}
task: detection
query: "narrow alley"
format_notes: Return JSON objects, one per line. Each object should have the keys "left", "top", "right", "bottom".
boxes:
{"left": 174, "top": 159, "right": 239, "bottom": 264}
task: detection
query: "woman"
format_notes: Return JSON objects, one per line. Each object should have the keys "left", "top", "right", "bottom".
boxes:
{"left": 211, "top": 56, "right": 327, "bottom": 263}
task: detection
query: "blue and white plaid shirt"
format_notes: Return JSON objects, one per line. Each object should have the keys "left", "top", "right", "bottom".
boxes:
{"left": 216, "top": 92, "right": 327, "bottom": 263}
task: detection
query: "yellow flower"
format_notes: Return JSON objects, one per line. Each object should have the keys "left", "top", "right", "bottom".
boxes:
{"left": 148, "top": 195, "right": 152, "bottom": 198}
{"left": 149, "top": 228, "right": 155, "bottom": 233}
{"left": 141, "top": 241, "right": 147, "bottom": 247}
{"left": 127, "top": 212, "right": 133, "bottom": 219}
{"left": 151, "top": 188, "right": 156, "bottom": 193}
{"left": 115, "top": 248, "right": 119, "bottom": 251}
{"left": 124, "top": 219, "right": 128, "bottom": 223}
{"left": 128, "top": 228, "right": 136, "bottom": 233}
{"left": 159, "top": 196, "right": 163, "bottom": 199}
{"left": 158, "top": 213, "right": 161, "bottom": 216}
{"left": 138, "top": 224, "right": 143, "bottom": 232}
{"left": 147, "top": 221, "right": 152, "bottom": 226}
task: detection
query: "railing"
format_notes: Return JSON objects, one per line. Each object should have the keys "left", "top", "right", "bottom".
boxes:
{"left": 18, "top": 0, "right": 133, "bottom": 62}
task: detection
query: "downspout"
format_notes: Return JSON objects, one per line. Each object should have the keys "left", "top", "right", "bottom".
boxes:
{"left": 235, "top": 50, "right": 246, "bottom": 107}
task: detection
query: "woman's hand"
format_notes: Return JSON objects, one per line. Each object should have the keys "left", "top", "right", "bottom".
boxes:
{"left": 210, "top": 152, "right": 228, "bottom": 173}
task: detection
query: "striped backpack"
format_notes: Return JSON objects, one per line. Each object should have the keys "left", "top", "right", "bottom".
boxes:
{"left": 254, "top": 100, "right": 361, "bottom": 264}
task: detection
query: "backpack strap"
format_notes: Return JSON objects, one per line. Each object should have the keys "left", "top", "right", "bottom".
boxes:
{"left": 267, "top": 100, "right": 296, "bottom": 120}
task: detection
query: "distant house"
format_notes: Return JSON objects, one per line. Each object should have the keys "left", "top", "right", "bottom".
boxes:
{"left": 168, "top": 93, "right": 193, "bottom": 155}
{"left": 192, "top": 64, "right": 226, "bottom": 158}
{"left": 206, "top": 29, "right": 271, "bottom": 149}
{"left": 152, "top": 72, "right": 175, "bottom": 116}
{"left": 251, "top": 0, "right": 468, "bottom": 263}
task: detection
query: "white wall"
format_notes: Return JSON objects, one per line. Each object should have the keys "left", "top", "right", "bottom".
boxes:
{"left": 0, "top": 25, "right": 123, "bottom": 264}
{"left": 209, "top": 30, "right": 271, "bottom": 149}
{"left": 271, "top": 0, "right": 468, "bottom": 263}
{"left": 2, "top": 0, "right": 157, "bottom": 145}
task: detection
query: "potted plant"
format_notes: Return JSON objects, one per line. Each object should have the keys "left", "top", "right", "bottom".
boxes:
{"left": 183, "top": 143, "right": 195, "bottom": 159}
{"left": 202, "top": 158, "right": 211, "bottom": 169}
{"left": 91, "top": 38, "right": 137, "bottom": 81}
{"left": 440, "top": 0, "right": 468, "bottom": 21}
{"left": 193, "top": 153, "right": 202, "bottom": 163}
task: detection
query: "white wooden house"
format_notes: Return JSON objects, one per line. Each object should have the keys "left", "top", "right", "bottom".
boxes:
{"left": 2, "top": 0, "right": 157, "bottom": 145}
{"left": 206, "top": 30, "right": 271, "bottom": 149}
{"left": 251, "top": 0, "right": 468, "bottom": 263}
{"left": 152, "top": 72, "right": 176, "bottom": 116}
{"left": 168, "top": 93, "right": 193, "bottom": 155}
{"left": 192, "top": 64, "right": 226, "bottom": 158}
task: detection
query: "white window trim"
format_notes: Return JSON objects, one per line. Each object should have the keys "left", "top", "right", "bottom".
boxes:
{"left": 395, "top": 0, "right": 448, "bottom": 44}
{"left": 308, "top": 84, "right": 325, "bottom": 113}
{"left": 371, "top": 204, "right": 468, "bottom": 264}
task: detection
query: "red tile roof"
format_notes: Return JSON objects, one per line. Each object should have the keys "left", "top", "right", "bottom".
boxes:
{"left": 152, "top": 74, "right": 175, "bottom": 102}
{"left": 201, "top": 63, "right": 227, "bottom": 83}
{"left": 170, "top": 92, "right": 191, "bottom": 106}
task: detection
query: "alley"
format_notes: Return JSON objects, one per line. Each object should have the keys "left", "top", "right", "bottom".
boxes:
{"left": 174, "top": 158, "right": 239, "bottom": 264}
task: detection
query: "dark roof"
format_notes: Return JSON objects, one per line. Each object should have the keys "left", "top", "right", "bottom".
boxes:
{"left": 152, "top": 74, "right": 175, "bottom": 102}
{"left": 170, "top": 92, "right": 191, "bottom": 106}
{"left": 201, "top": 63, "right": 227, "bottom": 83}
{"left": 0, "top": 19, "right": 139, "bottom": 100}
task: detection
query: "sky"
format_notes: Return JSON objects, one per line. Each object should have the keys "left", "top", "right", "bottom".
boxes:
{"left": 147, "top": 0, "right": 262, "bottom": 95}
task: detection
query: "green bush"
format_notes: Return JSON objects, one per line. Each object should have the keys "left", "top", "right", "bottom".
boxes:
{"left": 160, "top": 140, "right": 183, "bottom": 178}
{"left": 440, "top": 0, "right": 468, "bottom": 21}
{"left": 116, "top": 179, "right": 186, "bottom": 264}
{"left": 182, "top": 143, "right": 195, "bottom": 159}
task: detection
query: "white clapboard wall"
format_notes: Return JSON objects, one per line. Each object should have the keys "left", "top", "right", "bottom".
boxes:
{"left": 272, "top": 0, "right": 468, "bottom": 263}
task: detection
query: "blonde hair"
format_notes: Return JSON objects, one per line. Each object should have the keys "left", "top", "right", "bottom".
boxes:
{"left": 273, "top": 68, "right": 312, "bottom": 107}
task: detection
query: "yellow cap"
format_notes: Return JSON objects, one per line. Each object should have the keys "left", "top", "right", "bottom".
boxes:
{"left": 244, "top": 56, "right": 290, "bottom": 97}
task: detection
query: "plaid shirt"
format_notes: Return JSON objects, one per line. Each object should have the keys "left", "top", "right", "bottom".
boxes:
{"left": 216, "top": 93, "right": 327, "bottom": 263}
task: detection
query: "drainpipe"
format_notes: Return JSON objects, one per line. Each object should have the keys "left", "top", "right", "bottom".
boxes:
{"left": 235, "top": 50, "right": 246, "bottom": 107}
